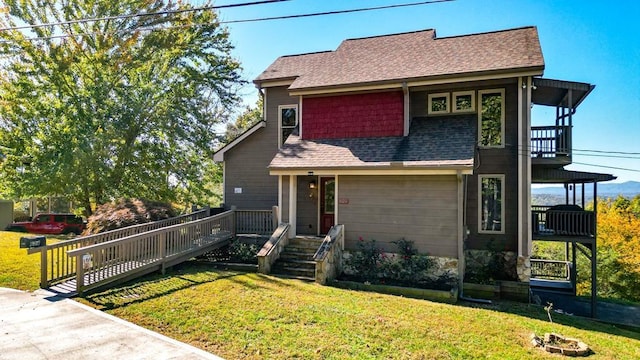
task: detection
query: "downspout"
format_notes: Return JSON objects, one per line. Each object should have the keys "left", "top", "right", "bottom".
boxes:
{"left": 402, "top": 82, "right": 410, "bottom": 136}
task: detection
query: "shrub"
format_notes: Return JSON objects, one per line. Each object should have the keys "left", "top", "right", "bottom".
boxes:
{"left": 84, "top": 198, "right": 176, "bottom": 235}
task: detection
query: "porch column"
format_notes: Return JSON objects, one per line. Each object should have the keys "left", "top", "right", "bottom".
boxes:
{"left": 288, "top": 175, "right": 297, "bottom": 239}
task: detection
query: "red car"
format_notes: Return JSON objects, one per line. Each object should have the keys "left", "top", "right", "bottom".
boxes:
{"left": 5, "top": 213, "right": 85, "bottom": 235}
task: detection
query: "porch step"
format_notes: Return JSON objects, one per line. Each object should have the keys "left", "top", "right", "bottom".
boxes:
{"left": 270, "top": 236, "right": 323, "bottom": 281}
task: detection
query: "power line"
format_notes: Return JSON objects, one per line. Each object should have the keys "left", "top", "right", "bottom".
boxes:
{"left": 573, "top": 162, "right": 640, "bottom": 173}
{"left": 0, "top": 1, "right": 291, "bottom": 32}
{"left": 221, "top": 0, "right": 454, "bottom": 24}
{"left": 0, "top": 0, "right": 454, "bottom": 42}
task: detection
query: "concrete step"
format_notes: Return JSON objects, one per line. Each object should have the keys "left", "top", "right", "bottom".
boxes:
{"left": 270, "top": 273, "right": 315, "bottom": 282}
{"left": 279, "top": 251, "right": 316, "bottom": 261}
{"left": 273, "top": 259, "right": 316, "bottom": 270}
{"left": 271, "top": 265, "right": 315, "bottom": 279}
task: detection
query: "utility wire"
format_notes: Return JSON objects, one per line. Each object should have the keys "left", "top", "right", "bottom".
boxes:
{"left": 0, "top": 0, "right": 292, "bottom": 32}
{"left": 221, "top": 0, "right": 454, "bottom": 24}
{"left": 0, "top": 0, "right": 454, "bottom": 42}
{"left": 572, "top": 162, "right": 640, "bottom": 173}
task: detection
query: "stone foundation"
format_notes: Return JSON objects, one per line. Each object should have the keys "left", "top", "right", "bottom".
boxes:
{"left": 517, "top": 256, "right": 531, "bottom": 282}
{"left": 342, "top": 251, "right": 458, "bottom": 282}
{"left": 464, "top": 249, "right": 518, "bottom": 282}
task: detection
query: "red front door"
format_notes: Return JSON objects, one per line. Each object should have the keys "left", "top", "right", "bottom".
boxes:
{"left": 320, "top": 177, "right": 335, "bottom": 234}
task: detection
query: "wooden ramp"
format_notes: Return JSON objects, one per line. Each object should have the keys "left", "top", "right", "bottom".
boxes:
{"left": 48, "top": 211, "right": 235, "bottom": 295}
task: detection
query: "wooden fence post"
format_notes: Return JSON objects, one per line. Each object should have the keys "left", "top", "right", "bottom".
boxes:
{"left": 40, "top": 248, "right": 48, "bottom": 289}
{"left": 75, "top": 254, "right": 84, "bottom": 294}
{"left": 159, "top": 232, "right": 167, "bottom": 275}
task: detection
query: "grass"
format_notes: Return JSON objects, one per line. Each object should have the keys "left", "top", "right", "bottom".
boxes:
{"left": 79, "top": 262, "right": 640, "bottom": 360}
{"left": 2, "top": 231, "right": 638, "bottom": 359}
{"left": 0, "top": 231, "right": 60, "bottom": 290}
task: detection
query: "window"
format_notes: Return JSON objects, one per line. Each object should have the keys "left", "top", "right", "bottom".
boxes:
{"left": 479, "top": 175, "right": 505, "bottom": 234}
{"left": 452, "top": 91, "right": 475, "bottom": 113}
{"left": 427, "top": 93, "right": 450, "bottom": 115}
{"left": 478, "top": 89, "right": 505, "bottom": 147}
{"left": 278, "top": 105, "right": 298, "bottom": 146}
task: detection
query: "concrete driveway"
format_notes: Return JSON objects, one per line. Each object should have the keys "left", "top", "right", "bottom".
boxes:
{"left": 0, "top": 288, "right": 223, "bottom": 360}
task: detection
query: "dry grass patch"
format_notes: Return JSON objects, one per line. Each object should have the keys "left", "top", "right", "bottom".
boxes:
{"left": 80, "top": 262, "right": 640, "bottom": 360}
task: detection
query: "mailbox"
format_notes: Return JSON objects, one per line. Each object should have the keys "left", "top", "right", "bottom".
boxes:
{"left": 20, "top": 236, "right": 46, "bottom": 249}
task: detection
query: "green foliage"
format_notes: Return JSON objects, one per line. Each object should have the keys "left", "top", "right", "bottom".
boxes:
{"left": 227, "top": 240, "right": 259, "bottom": 263}
{"left": 222, "top": 98, "right": 263, "bottom": 144}
{"left": 84, "top": 198, "right": 176, "bottom": 235}
{"left": 0, "top": 1, "right": 242, "bottom": 215}
{"left": 346, "top": 238, "right": 383, "bottom": 281}
{"left": 345, "top": 238, "right": 449, "bottom": 289}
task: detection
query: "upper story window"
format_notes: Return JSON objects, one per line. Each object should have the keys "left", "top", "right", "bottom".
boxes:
{"left": 279, "top": 104, "right": 298, "bottom": 146}
{"left": 452, "top": 91, "right": 475, "bottom": 113}
{"left": 479, "top": 174, "right": 505, "bottom": 234}
{"left": 427, "top": 92, "right": 450, "bottom": 115}
{"left": 478, "top": 89, "right": 505, "bottom": 147}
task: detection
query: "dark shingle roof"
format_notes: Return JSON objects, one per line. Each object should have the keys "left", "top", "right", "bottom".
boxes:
{"left": 269, "top": 116, "right": 476, "bottom": 170}
{"left": 255, "top": 27, "right": 544, "bottom": 90}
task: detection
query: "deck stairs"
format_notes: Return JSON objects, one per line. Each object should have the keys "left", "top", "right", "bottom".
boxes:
{"left": 271, "top": 236, "right": 324, "bottom": 281}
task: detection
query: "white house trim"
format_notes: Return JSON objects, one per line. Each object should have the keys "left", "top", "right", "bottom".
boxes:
{"left": 288, "top": 175, "right": 297, "bottom": 238}
{"left": 270, "top": 168, "right": 473, "bottom": 176}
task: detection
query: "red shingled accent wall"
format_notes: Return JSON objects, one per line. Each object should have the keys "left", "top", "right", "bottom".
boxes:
{"left": 302, "top": 91, "right": 404, "bottom": 139}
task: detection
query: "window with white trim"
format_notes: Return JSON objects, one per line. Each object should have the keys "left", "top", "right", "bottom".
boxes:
{"left": 479, "top": 174, "right": 505, "bottom": 234}
{"left": 427, "top": 92, "right": 450, "bottom": 115}
{"left": 278, "top": 104, "right": 298, "bottom": 146}
{"left": 452, "top": 91, "right": 475, "bottom": 113}
{"left": 478, "top": 89, "right": 505, "bottom": 147}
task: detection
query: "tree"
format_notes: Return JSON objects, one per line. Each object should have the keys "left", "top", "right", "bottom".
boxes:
{"left": 222, "top": 97, "right": 263, "bottom": 144}
{"left": 0, "top": 1, "right": 242, "bottom": 215}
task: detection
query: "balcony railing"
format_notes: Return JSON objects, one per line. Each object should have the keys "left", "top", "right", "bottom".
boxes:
{"left": 531, "top": 125, "right": 572, "bottom": 159}
{"left": 532, "top": 208, "right": 595, "bottom": 237}
{"left": 530, "top": 259, "right": 572, "bottom": 280}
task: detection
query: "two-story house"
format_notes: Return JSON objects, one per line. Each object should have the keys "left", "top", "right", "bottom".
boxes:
{"left": 214, "top": 26, "right": 614, "bottom": 307}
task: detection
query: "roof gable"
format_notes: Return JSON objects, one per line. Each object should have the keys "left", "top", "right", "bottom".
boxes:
{"left": 255, "top": 26, "right": 544, "bottom": 90}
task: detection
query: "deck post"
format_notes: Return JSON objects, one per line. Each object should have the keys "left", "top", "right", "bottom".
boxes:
{"left": 75, "top": 254, "right": 84, "bottom": 294}
{"left": 40, "top": 247, "right": 48, "bottom": 288}
{"left": 591, "top": 182, "right": 598, "bottom": 318}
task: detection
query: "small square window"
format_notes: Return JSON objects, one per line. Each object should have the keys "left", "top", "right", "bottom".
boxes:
{"left": 452, "top": 91, "right": 475, "bottom": 113}
{"left": 427, "top": 93, "right": 450, "bottom": 115}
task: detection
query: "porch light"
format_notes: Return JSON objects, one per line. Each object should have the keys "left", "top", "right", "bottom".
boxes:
{"left": 309, "top": 180, "right": 317, "bottom": 189}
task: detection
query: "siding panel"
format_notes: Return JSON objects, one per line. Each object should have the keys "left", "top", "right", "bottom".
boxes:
{"left": 223, "top": 87, "right": 295, "bottom": 210}
{"left": 303, "top": 91, "right": 404, "bottom": 139}
{"left": 339, "top": 175, "right": 458, "bottom": 257}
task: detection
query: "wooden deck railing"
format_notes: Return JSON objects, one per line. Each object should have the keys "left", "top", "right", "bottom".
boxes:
{"left": 530, "top": 259, "right": 572, "bottom": 280}
{"left": 532, "top": 209, "right": 595, "bottom": 237}
{"left": 67, "top": 210, "right": 235, "bottom": 293}
{"left": 28, "top": 209, "right": 210, "bottom": 288}
{"left": 313, "top": 224, "right": 344, "bottom": 285}
{"left": 531, "top": 125, "right": 571, "bottom": 158}
{"left": 235, "top": 206, "right": 278, "bottom": 235}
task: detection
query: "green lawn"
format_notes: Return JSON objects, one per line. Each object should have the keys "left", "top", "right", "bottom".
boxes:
{"left": 0, "top": 231, "right": 54, "bottom": 290}
{"left": 3, "top": 230, "right": 638, "bottom": 359}
{"left": 80, "top": 262, "right": 640, "bottom": 360}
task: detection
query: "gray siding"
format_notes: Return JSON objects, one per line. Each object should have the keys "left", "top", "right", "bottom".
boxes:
{"left": 223, "top": 86, "right": 297, "bottom": 210}
{"left": 339, "top": 175, "right": 458, "bottom": 258}
{"left": 410, "top": 79, "right": 520, "bottom": 252}
{"left": 296, "top": 176, "right": 318, "bottom": 235}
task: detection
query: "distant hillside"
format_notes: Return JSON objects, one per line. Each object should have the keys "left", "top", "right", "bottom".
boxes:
{"left": 531, "top": 181, "right": 640, "bottom": 205}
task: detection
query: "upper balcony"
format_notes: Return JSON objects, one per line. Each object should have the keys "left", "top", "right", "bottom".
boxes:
{"left": 531, "top": 125, "right": 572, "bottom": 166}
{"left": 530, "top": 78, "right": 595, "bottom": 168}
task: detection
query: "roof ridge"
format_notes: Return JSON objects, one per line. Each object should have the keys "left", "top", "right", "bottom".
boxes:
{"left": 436, "top": 26, "right": 536, "bottom": 40}
{"left": 279, "top": 50, "right": 333, "bottom": 59}
{"left": 341, "top": 28, "right": 435, "bottom": 42}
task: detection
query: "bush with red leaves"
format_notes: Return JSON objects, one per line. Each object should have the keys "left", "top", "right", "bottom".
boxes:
{"left": 84, "top": 199, "right": 176, "bottom": 235}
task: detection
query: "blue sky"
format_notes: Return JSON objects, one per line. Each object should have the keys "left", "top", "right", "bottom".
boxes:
{"left": 214, "top": 0, "right": 640, "bottom": 182}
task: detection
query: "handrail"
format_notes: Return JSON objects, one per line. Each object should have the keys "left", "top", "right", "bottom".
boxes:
{"left": 257, "top": 223, "right": 290, "bottom": 274}
{"left": 28, "top": 208, "right": 209, "bottom": 288}
{"left": 313, "top": 224, "right": 344, "bottom": 285}
{"left": 235, "top": 207, "right": 278, "bottom": 235}
{"left": 67, "top": 210, "right": 234, "bottom": 293}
